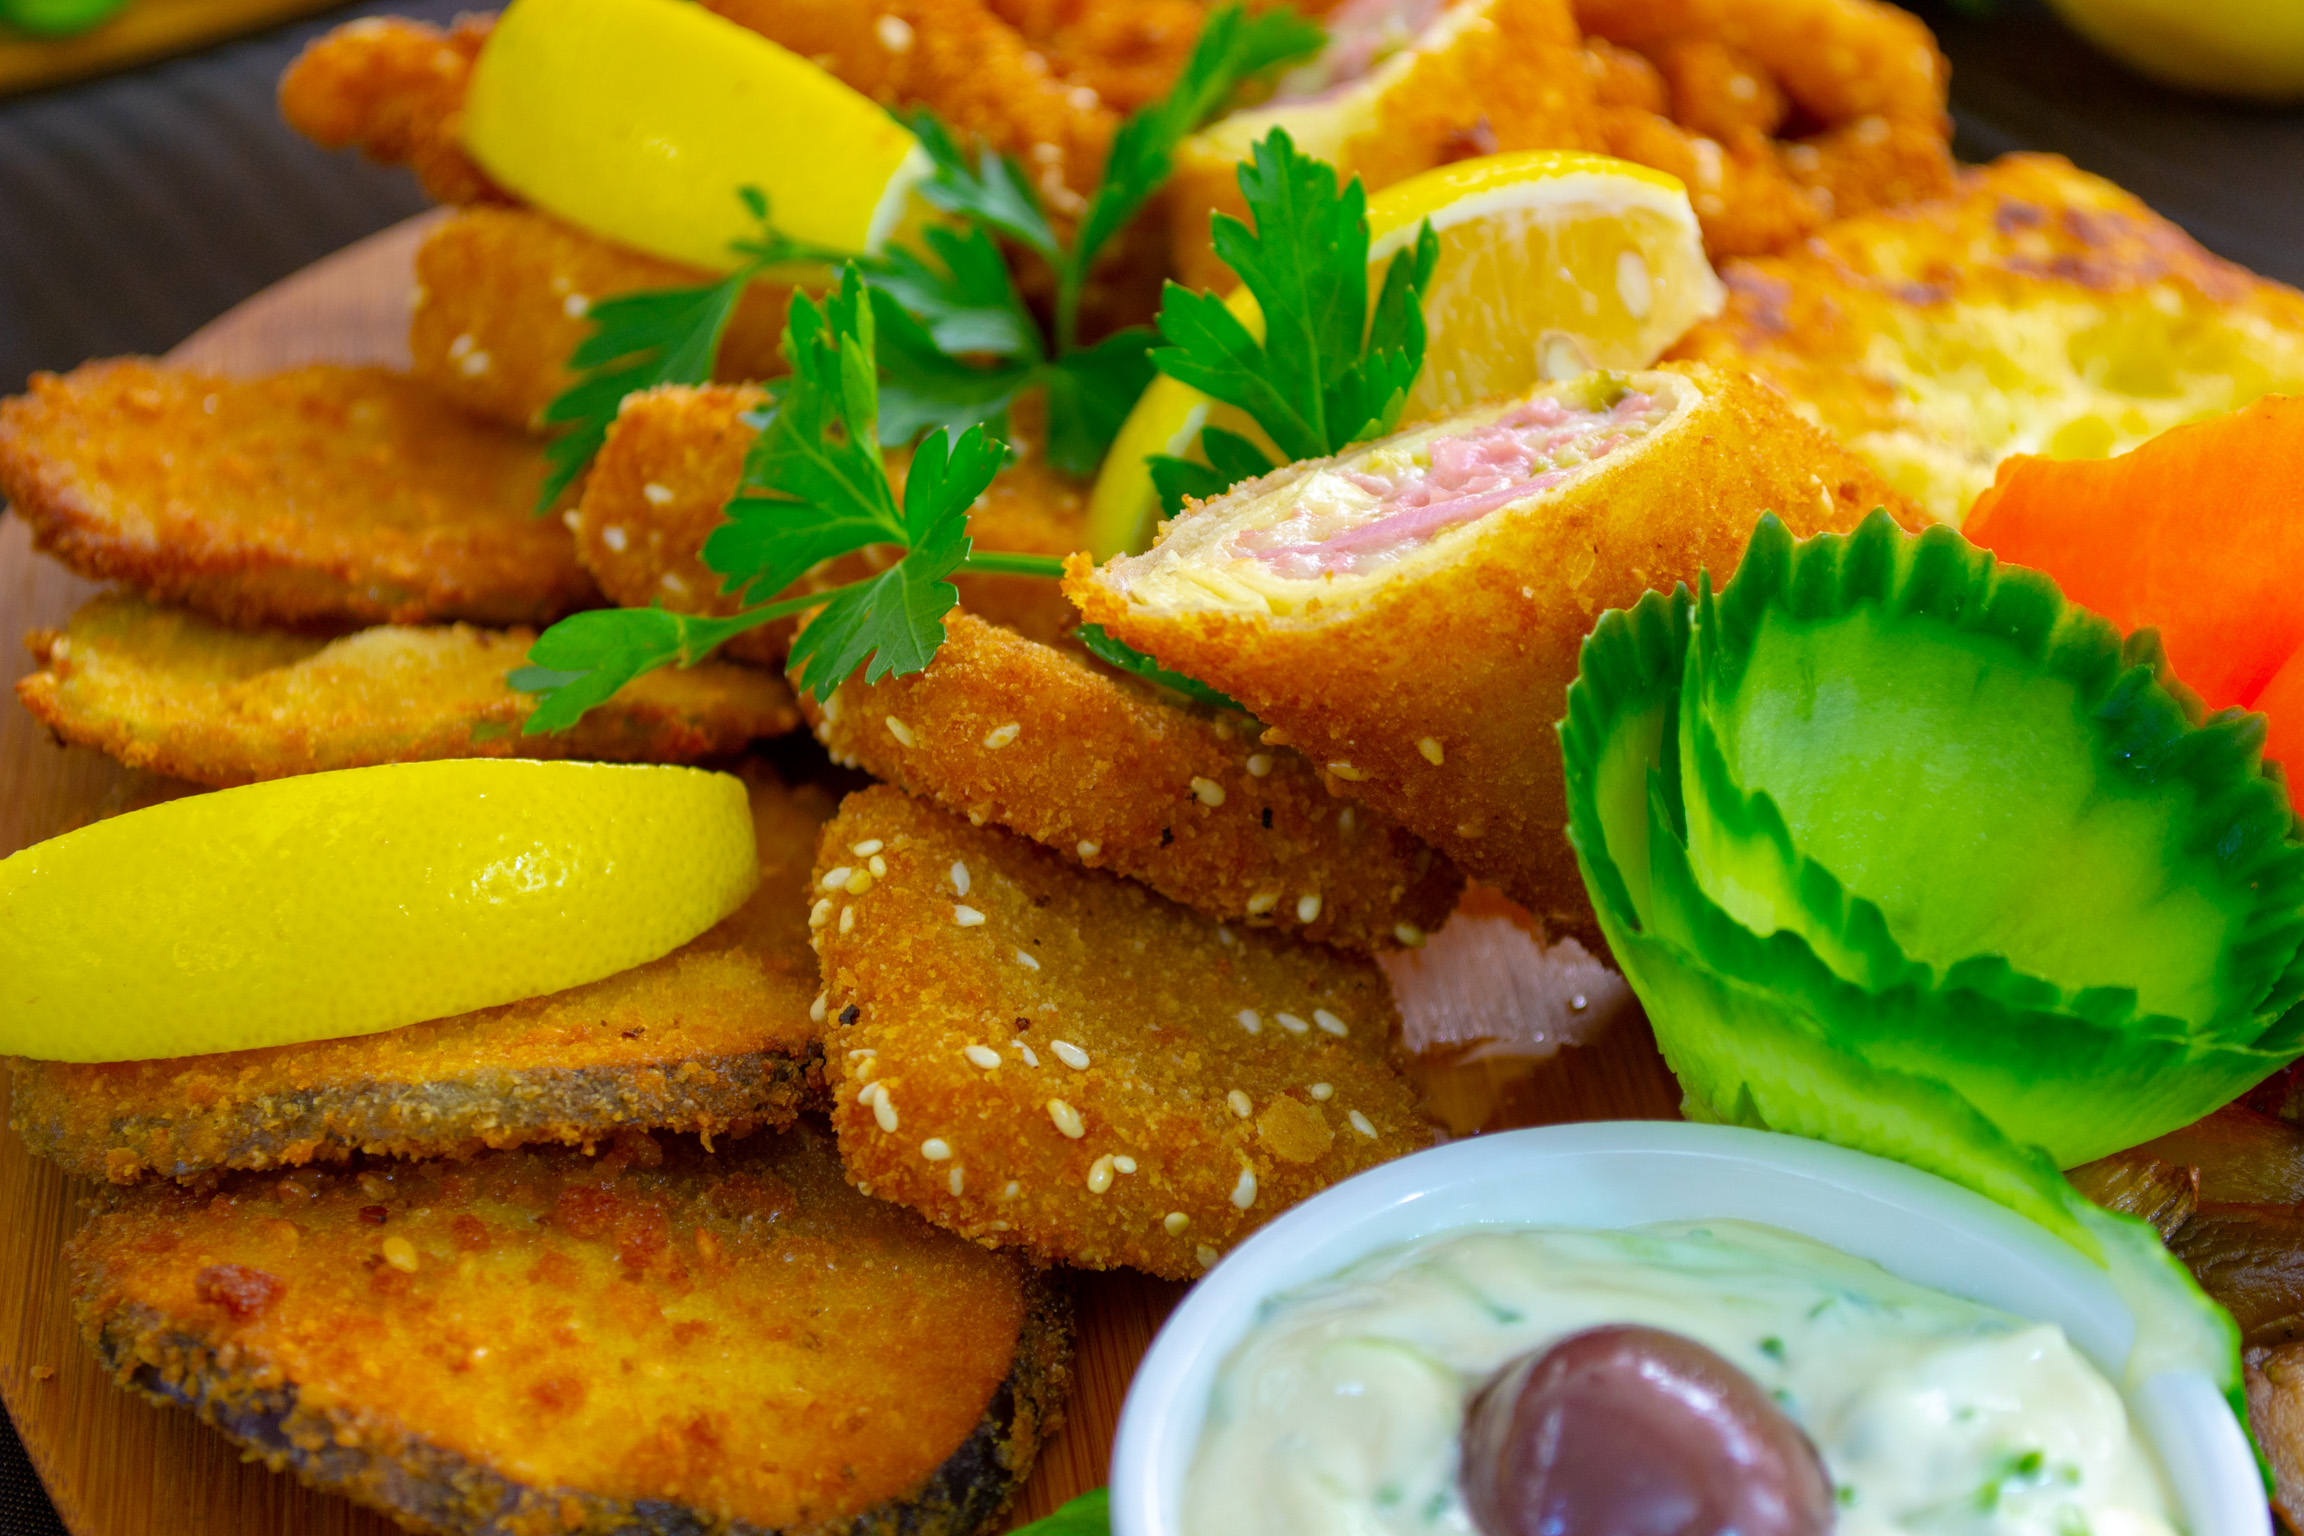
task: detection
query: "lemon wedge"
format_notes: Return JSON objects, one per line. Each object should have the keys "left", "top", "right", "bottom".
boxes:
{"left": 460, "top": 0, "right": 930, "bottom": 272}
{"left": 0, "top": 761, "right": 757, "bottom": 1063}
{"left": 1087, "top": 151, "right": 1724, "bottom": 557}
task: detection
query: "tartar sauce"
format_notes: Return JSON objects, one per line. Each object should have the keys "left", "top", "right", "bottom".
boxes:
{"left": 1185, "top": 1221, "right": 2179, "bottom": 1536}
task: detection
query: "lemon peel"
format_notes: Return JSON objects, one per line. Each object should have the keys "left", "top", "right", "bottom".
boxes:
{"left": 1088, "top": 150, "right": 1722, "bottom": 557}
{"left": 0, "top": 761, "right": 757, "bottom": 1063}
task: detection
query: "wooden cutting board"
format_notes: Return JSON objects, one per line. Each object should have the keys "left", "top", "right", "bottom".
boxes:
{"left": 0, "top": 215, "right": 1684, "bottom": 1536}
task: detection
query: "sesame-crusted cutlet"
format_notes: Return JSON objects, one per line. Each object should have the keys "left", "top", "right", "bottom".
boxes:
{"left": 811, "top": 786, "right": 1430, "bottom": 1278}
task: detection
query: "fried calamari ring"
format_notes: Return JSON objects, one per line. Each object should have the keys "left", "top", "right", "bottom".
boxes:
{"left": 805, "top": 611, "right": 1461, "bottom": 950}
{"left": 277, "top": 15, "right": 500, "bottom": 206}
{"left": 813, "top": 786, "right": 1428, "bottom": 1277}
{"left": 574, "top": 384, "right": 1088, "bottom": 666}
{"left": 1572, "top": 0, "right": 1955, "bottom": 259}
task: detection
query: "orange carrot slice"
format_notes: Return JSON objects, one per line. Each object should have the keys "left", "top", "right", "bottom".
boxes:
{"left": 1965, "top": 395, "right": 2304, "bottom": 710}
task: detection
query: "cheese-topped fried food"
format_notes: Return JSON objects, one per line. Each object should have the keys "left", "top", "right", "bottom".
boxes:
{"left": 69, "top": 1124, "right": 1069, "bottom": 1536}
{"left": 15, "top": 593, "right": 798, "bottom": 788}
{"left": 12, "top": 772, "right": 831, "bottom": 1184}
{"left": 1066, "top": 363, "right": 1904, "bottom": 944}
{"left": 1168, "top": 0, "right": 1599, "bottom": 291}
{"left": 806, "top": 611, "right": 1461, "bottom": 950}
{"left": 813, "top": 787, "right": 1426, "bottom": 1278}
{"left": 1574, "top": 0, "right": 1954, "bottom": 259}
{"left": 1668, "top": 154, "right": 2304, "bottom": 524}
{"left": 410, "top": 207, "right": 796, "bottom": 434}
{"left": 278, "top": 14, "right": 499, "bottom": 206}
{"left": 0, "top": 361, "right": 596, "bottom": 630}
{"left": 578, "top": 384, "right": 1087, "bottom": 663}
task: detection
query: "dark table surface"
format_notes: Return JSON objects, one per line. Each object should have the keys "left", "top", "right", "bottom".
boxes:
{"left": 0, "top": 0, "right": 2298, "bottom": 1530}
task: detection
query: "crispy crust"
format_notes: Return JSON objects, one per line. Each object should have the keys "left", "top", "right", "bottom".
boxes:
{"left": 15, "top": 592, "right": 799, "bottom": 788}
{"left": 11, "top": 773, "right": 834, "bottom": 1183}
{"left": 812, "top": 786, "right": 1428, "bottom": 1277}
{"left": 277, "top": 15, "right": 501, "bottom": 206}
{"left": 1065, "top": 363, "right": 1913, "bottom": 947}
{"left": 70, "top": 1123, "right": 1070, "bottom": 1536}
{"left": 411, "top": 207, "right": 797, "bottom": 433}
{"left": 805, "top": 611, "right": 1461, "bottom": 950}
{"left": 0, "top": 360, "right": 598, "bottom": 629}
{"left": 576, "top": 384, "right": 1088, "bottom": 666}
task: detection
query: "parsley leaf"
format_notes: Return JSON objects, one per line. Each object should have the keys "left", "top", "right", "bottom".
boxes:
{"left": 1077, "top": 623, "right": 1250, "bottom": 714}
{"left": 1040, "top": 326, "right": 1159, "bottom": 475}
{"left": 1010, "top": 1489, "right": 1109, "bottom": 1536}
{"left": 511, "top": 606, "right": 778, "bottom": 733}
{"left": 906, "top": 110, "right": 1061, "bottom": 265}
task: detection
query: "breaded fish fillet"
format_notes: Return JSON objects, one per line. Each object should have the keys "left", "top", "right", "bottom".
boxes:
{"left": 1066, "top": 363, "right": 1908, "bottom": 947}
{"left": 0, "top": 361, "right": 597, "bottom": 629}
{"left": 69, "top": 1123, "right": 1070, "bottom": 1536}
{"left": 411, "top": 206, "right": 797, "bottom": 433}
{"left": 11, "top": 772, "right": 832, "bottom": 1183}
{"left": 1667, "top": 154, "right": 2304, "bottom": 524}
{"left": 277, "top": 14, "right": 499, "bottom": 206}
{"left": 806, "top": 611, "right": 1461, "bottom": 950}
{"left": 577, "top": 384, "right": 1087, "bottom": 664}
{"left": 16, "top": 593, "right": 798, "bottom": 788}
{"left": 813, "top": 786, "right": 1427, "bottom": 1278}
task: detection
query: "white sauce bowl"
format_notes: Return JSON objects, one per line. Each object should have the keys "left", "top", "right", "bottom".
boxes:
{"left": 1111, "top": 1120, "right": 2265, "bottom": 1536}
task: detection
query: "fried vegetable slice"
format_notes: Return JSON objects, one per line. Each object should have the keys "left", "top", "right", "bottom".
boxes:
{"left": 16, "top": 593, "right": 798, "bottom": 788}
{"left": 69, "top": 1122, "right": 1070, "bottom": 1536}
{"left": 807, "top": 611, "right": 1461, "bottom": 950}
{"left": 410, "top": 206, "right": 796, "bottom": 434}
{"left": 11, "top": 772, "right": 833, "bottom": 1182}
{"left": 2171, "top": 1205, "right": 2304, "bottom": 1349}
{"left": 2246, "top": 1341, "right": 2304, "bottom": 1530}
{"left": 576, "top": 383, "right": 1087, "bottom": 664}
{"left": 2066, "top": 1154, "right": 2197, "bottom": 1242}
{"left": 277, "top": 14, "right": 500, "bottom": 206}
{"left": 812, "top": 786, "right": 1427, "bottom": 1277}
{"left": 0, "top": 361, "right": 598, "bottom": 629}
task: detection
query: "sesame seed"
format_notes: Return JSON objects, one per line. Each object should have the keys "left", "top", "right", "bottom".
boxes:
{"left": 964, "top": 1044, "right": 1002, "bottom": 1069}
{"left": 1077, "top": 840, "right": 1101, "bottom": 859}
{"left": 810, "top": 898, "right": 833, "bottom": 929}
{"left": 884, "top": 716, "right": 917, "bottom": 747}
{"left": 872, "top": 1085, "right": 900, "bottom": 1133}
{"left": 1395, "top": 922, "right": 1426, "bottom": 947}
{"left": 950, "top": 861, "right": 971, "bottom": 896}
{"left": 1310, "top": 1082, "right": 1334, "bottom": 1101}
{"left": 459, "top": 348, "right": 493, "bottom": 378}
{"left": 1246, "top": 754, "right": 1273, "bottom": 778}
{"left": 921, "top": 1138, "right": 952, "bottom": 1161}
{"left": 661, "top": 570, "right": 690, "bottom": 595}
{"left": 1113, "top": 1155, "right": 1137, "bottom": 1174}
{"left": 810, "top": 992, "right": 828, "bottom": 1024}
{"left": 1217, "top": 926, "right": 1235, "bottom": 946}
{"left": 643, "top": 482, "right": 674, "bottom": 508}
{"left": 561, "top": 511, "right": 581, "bottom": 532}
{"left": 1016, "top": 1042, "right": 1040, "bottom": 1067}
{"left": 1417, "top": 736, "right": 1445, "bottom": 765}
{"left": 601, "top": 524, "right": 629, "bottom": 552}
{"left": 1349, "top": 1110, "right": 1377, "bottom": 1138}
{"left": 382, "top": 1236, "right": 419, "bottom": 1273}
{"left": 1197, "top": 1244, "right": 1220, "bottom": 1269}
{"left": 869, "top": 855, "right": 887, "bottom": 878}
{"left": 1003, "top": 1181, "right": 1021, "bottom": 1200}
{"left": 1236, "top": 1009, "right": 1263, "bottom": 1035}
{"left": 563, "top": 293, "right": 591, "bottom": 319}
{"left": 949, "top": 1167, "right": 965, "bottom": 1196}
{"left": 1274, "top": 1012, "right": 1308, "bottom": 1035}
{"left": 1164, "top": 1211, "right": 1190, "bottom": 1234}
{"left": 1227, "top": 1089, "right": 1252, "bottom": 1118}
{"left": 1051, "top": 1040, "right": 1090, "bottom": 1071}
{"left": 819, "top": 866, "right": 853, "bottom": 892}
{"left": 838, "top": 906, "right": 855, "bottom": 933}
{"left": 851, "top": 839, "right": 883, "bottom": 856}
{"left": 1245, "top": 892, "right": 1280, "bottom": 915}
{"left": 1047, "top": 1099, "right": 1086, "bottom": 1138}
{"left": 1339, "top": 807, "right": 1357, "bottom": 833}
{"left": 1313, "top": 1009, "right": 1348, "bottom": 1037}
{"left": 1296, "top": 894, "right": 1322, "bottom": 923}
{"left": 1571, "top": 993, "right": 1588, "bottom": 1011}
{"left": 1016, "top": 949, "right": 1041, "bottom": 971}
{"left": 848, "top": 1046, "right": 876, "bottom": 1059}
{"left": 954, "top": 904, "right": 986, "bottom": 927}
{"left": 1328, "top": 762, "right": 1367, "bottom": 781}
{"left": 984, "top": 722, "right": 1021, "bottom": 748}
{"left": 1231, "top": 1168, "right": 1258, "bottom": 1209}
{"left": 875, "top": 12, "right": 913, "bottom": 50}
{"left": 1087, "top": 1155, "right": 1115, "bottom": 1193}
{"left": 1191, "top": 776, "right": 1226, "bottom": 807}
{"left": 844, "top": 868, "right": 874, "bottom": 895}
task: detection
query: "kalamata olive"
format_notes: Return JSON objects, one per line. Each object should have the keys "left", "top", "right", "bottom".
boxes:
{"left": 1460, "top": 1324, "right": 1833, "bottom": 1536}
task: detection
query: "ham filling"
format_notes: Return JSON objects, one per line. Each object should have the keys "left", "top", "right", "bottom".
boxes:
{"left": 1268, "top": 0, "right": 1450, "bottom": 105}
{"left": 1233, "top": 389, "right": 1664, "bottom": 578}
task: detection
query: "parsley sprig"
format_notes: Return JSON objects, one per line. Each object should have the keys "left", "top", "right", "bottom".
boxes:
{"left": 512, "top": 268, "right": 1056, "bottom": 730}
{"left": 1146, "top": 127, "right": 1440, "bottom": 513}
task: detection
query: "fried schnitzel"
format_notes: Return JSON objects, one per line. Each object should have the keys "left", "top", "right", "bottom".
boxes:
{"left": 17, "top": 593, "right": 798, "bottom": 788}
{"left": 0, "top": 361, "right": 596, "bottom": 629}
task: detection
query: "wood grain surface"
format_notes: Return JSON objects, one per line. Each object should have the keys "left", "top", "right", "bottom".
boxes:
{"left": 0, "top": 0, "right": 343, "bottom": 98}
{"left": 0, "top": 217, "right": 1683, "bottom": 1536}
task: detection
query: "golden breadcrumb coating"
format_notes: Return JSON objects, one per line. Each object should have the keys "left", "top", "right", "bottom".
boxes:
{"left": 1668, "top": 153, "right": 2304, "bottom": 523}
{"left": 15, "top": 593, "right": 798, "bottom": 788}
{"left": 986, "top": 0, "right": 1213, "bottom": 114}
{"left": 277, "top": 15, "right": 500, "bottom": 206}
{"left": 812, "top": 786, "right": 1427, "bottom": 1278}
{"left": 1065, "top": 363, "right": 1913, "bottom": 948}
{"left": 69, "top": 1123, "right": 1070, "bottom": 1536}
{"left": 0, "top": 360, "right": 596, "bottom": 630}
{"left": 575, "top": 384, "right": 1087, "bottom": 666}
{"left": 804, "top": 611, "right": 1460, "bottom": 950}
{"left": 1573, "top": 0, "right": 1954, "bottom": 260}
{"left": 1167, "top": 0, "right": 1600, "bottom": 291}
{"left": 11, "top": 773, "right": 833, "bottom": 1184}
{"left": 411, "top": 206, "right": 798, "bottom": 433}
